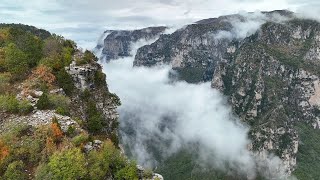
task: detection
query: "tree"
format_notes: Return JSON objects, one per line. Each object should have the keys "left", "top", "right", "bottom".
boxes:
{"left": 48, "top": 148, "right": 87, "bottom": 180}
{"left": 50, "top": 122, "right": 63, "bottom": 143}
{"left": 86, "top": 101, "right": 104, "bottom": 134}
{"left": 36, "top": 93, "right": 51, "bottom": 110}
{"left": 3, "top": 161, "right": 28, "bottom": 180}
{"left": 8, "top": 27, "right": 43, "bottom": 67}
{"left": 115, "top": 162, "right": 139, "bottom": 180}
{"left": 26, "top": 64, "right": 56, "bottom": 90}
{"left": 56, "top": 69, "right": 74, "bottom": 96}
{"left": 0, "top": 140, "right": 9, "bottom": 161}
{"left": 4, "top": 43, "right": 28, "bottom": 79}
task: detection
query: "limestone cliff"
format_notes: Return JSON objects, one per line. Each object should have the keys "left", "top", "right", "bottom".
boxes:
{"left": 97, "top": 26, "right": 167, "bottom": 61}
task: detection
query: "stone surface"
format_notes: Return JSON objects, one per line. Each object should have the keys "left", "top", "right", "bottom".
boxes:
{"left": 97, "top": 26, "right": 167, "bottom": 61}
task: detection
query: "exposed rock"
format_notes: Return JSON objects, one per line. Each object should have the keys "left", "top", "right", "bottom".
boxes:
{"left": 66, "top": 61, "right": 100, "bottom": 91}
{"left": 66, "top": 53, "right": 120, "bottom": 138}
{"left": 97, "top": 26, "right": 167, "bottom": 61}
{"left": 0, "top": 110, "right": 81, "bottom": 134}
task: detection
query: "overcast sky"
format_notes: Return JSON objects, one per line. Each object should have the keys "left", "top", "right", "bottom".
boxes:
{"left": 0, "top": 0, "right": 319, "bottom": 49}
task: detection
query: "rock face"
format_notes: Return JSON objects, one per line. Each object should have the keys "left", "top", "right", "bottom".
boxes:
{"left": 133, "top": 10, "right": 320, "bottom": 175}
{"left": 98, "top": 26, "right": 167, "bottom": 61}
{"left": 134, "top": 10, "right": 294, "bottom": 83}
{"left": 66, "top": 54, "right": 120, "bottom": 137}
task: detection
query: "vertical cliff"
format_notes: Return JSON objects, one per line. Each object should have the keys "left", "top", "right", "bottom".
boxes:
{"left": 96, "top": 26, "right": 167, "bottom": 61}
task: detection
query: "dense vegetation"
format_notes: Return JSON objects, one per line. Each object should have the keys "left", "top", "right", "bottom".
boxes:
{"left": 0, "top": 24, "right": 137, "bottom": 179}
{"left": 0, "top": 123, "right": 138, "bottom": 180}
{"left": 293, "top": 123, "right": 320, "bottom": 179}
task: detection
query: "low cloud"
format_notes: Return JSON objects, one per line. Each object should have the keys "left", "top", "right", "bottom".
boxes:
{"left": 213, "top": 11, "right": 292, "bottom": 41}
{"left": 100, "top": 39, "right": 293, "bottom": 179}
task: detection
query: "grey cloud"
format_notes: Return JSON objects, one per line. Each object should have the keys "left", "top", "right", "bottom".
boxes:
{"left": 1, "top": 0, "right": 318, "bottom": 49}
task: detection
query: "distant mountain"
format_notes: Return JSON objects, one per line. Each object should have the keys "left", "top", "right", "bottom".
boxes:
{"left": 95, "top": 26, "right": 167, "bottom": 61}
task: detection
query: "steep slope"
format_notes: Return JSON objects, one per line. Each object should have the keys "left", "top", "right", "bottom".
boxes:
{"left": 96, "top": 26, "right": 167, "bottom": 61}
{"left": 129, "top": 10, "right": 320, "bottom": 178}
{"left": 0, "top": 24, "right": 162, "bottom": 180}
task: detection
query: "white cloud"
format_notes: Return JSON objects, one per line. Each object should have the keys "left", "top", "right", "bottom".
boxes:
{"left": 1, "top": 0, "right": 319, "bottom": 49}
{"left": 100, "top": 40, "right": 293, "bottom": 179}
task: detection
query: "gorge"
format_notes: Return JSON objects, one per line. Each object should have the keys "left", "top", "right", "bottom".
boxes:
{"left": 97, "top": 10, "right": 320, "bottom": 179}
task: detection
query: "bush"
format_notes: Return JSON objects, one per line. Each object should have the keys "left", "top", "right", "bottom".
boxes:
{"left": 36, "top": 93, "right": 51, "bottom": 110}
{"left": 75, "top": 50, "right": 97, "bottom": 66}
{"left": 3, "top": 161, "right": 28, "bottom": 180}
{"left": 0, "top": 73, "right": 12, "bottom": 95}
{"left": 0, "top": 95, "right": 33, "bottom": 114}
{"left": 143, "top": 168, "right": 153, "bottom": 178}
{"left": 94, "top": 70, "right": 106, "bottom": 87}
{"left": 72, "top": 133, "right": 89, "bottom": 147}
{"left": 108, "top": 92, "right": 121, "bottom": 106}
{"left": 18, "top": 100, "right": 33, "bottom": 115}
{"left": 34, "top": 163, "right": 52, "bottom": 180}
{"left": 80, "top": 88, "right": 91, "bottom": 101}
{"left": 87, "top": 149, "right": 110, "bottom": 179}
{"left": 49, "top": 94, "right": 70, "bottom": 115}
{"left": 86, "top": 101, "right": 104, "bottom": 134}
{"left": 56, "top": 69, "right": 74, "bottom": 96}
{"left": 66, "top": 126, "right": 76, "bottom": 137}
{"left": 115, "top": 161, "right": 139, "bottom": 180}
{"left": 48, "top": 148, "right": 87, "bottom": 180}
{"left": 55, "top": 107, "right": 69, "bottom": 116}
{"left": 0, "top": 95, "right": 19, "bottom": 113}
{"left": 4, "top": 43, "right": 29, "bottom": 80}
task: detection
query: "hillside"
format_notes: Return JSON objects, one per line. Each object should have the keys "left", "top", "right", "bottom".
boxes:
{"left": 0, "top": 24, "right": 161, "bottom": 180}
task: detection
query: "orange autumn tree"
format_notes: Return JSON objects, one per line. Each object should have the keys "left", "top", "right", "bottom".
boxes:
{"left": 50, "top": 117, "right": 63, "bottom": 143}
{"left": 24, "top": 64, "right": 56, "bottom": 93}
{"left": 0, "top": 140, "right": 9, "bottom": 161}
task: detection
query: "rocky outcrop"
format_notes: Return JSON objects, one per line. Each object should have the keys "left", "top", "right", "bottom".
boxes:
{"left": 97, "top": 26, "right": 167, "bottom": 61}
{"left": 66, "top": 53, "right": 120, "bottom": 137}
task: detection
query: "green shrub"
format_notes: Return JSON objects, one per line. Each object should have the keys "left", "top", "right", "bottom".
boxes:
{"left": 34, "top": 163, "right": 52, "bottom": 180}
{"left": 0, "top": 95, "right": 19, "bottom": 113}
{"left": 48, "top": 148, "right": 87, "bottom": 180}
{"left": 72, "top": 134, "right": 89, "bottom": 146}
{"left": 0, "top": 95, "right": 33, "bottom": 114}
{"left": 55, "top": 107, "right": 69, "bottom": 116}
{"left": 49, "top": 94, "right": 70, "bottom": 115}
{"left": 75, "top": 50, "right": 98, "bottom": 66}
{"left": 4, "top": 43, "right": 29, "bottom": 80}
{"left": 86, "top": 101, "right": 104, "bottom": 134}
{"left": 115, "top": 161, "right": 139, "bottom": 180}
{"left": 87, "top": 149, "right": 110, "bottom": 180}
{"left": 94, "top": 70, "right": 106, "bottom": 87}
{"left": 36, "top": 93, "right": 51, "bottom": 110}
{"left": 66, "top": 126, "right": 76, "bottom": 137}
{"left": 18, "top": 100, "right": 33, "bottom": 115}
{"left": 143, "top": 168, "right": 153, "bottom": 178}
{"left": 56, "top": 69, "right": 74, "bottom": 96}
{"left": 0, "top": 73, "right": 12, "bottom": 95}
{"left": 108, "top": 92, "right": 121, "bottom": 106}
{"left": 80, "top": 88, "right": 91, "bottom": 101}
{"left": 3, "top": 161, "right": 28, "bottom": 180}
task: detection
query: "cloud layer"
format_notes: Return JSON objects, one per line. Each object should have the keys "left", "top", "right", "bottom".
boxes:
{"left": 1, "top": 0, "right": 319, "bottom": 49}
{"left": 100, "top": 39, "right": 292, "bottom": 179}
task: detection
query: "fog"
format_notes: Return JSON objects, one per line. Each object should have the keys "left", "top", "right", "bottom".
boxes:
{"left": 100, "top": 38, "right": 292, "bottom": 179}
{"left": 214, "top": 11, "right": 292, "bottom": 41}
